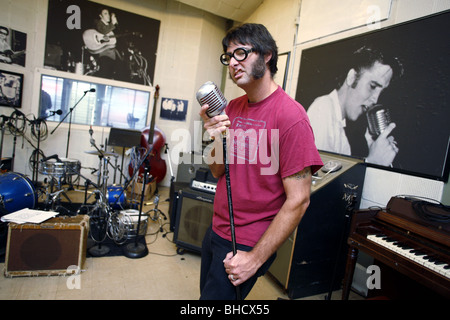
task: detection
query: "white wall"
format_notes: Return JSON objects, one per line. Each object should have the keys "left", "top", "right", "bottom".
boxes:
{"left": 1, "top": 0, "right": 449, "bottom": 206}
{"left": 0, "top": 0, "right": 226, "bottom": 187}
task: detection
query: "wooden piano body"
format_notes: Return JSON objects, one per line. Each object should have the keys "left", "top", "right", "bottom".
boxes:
{"left": 342, "top": 196, "right": 450, "bottom": 299}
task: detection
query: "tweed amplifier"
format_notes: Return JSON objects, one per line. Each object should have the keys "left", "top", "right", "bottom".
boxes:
{"left": 4, "top": 215, "right": 89, "bottom": 277}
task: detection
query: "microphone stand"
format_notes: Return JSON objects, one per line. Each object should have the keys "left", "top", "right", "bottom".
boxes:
{"left": 51, "top": 90, "right": 90, "bottom": 158}
{"left": 0, "top": 115, "right": 8, "bottom": 170}
{"left": 222, "top": 134, "right": 241, "bottom": 300}
{"left": 123, "top": 158, "right": 150, "bottom": 259}
{"left": 28, "top": 115, "right": 49, "bottom": 183}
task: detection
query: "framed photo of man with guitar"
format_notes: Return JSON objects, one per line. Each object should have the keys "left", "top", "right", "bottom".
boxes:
{"left": 0, "top": 26, "right": 26, "bottom": 67}
{"left": 44, "top": 0, "right": 160, "bottom": 86}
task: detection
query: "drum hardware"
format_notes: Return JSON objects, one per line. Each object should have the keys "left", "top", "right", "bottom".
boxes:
{"left": 144, "top": 194, "right": 167, "bottom": 230}
{"left": 86, "top": 126, "right": 128, "bottom": 186}
{"left": 38, "top": 155, "right": 84, "bottom": 209}
{"left": 88, "top": 206, "right": 111, "bottom": 257}
{"left": 108, "top": 209, "right": 149, "bottom": 245}
{"left": 107, "top": 184, "right": 127, "bottom": 210}
{"left": 87, "top": 125, "right": 122, "bottom": 188}
{"left": 84, "top": 150, "right": 119, "bottom": 157}
{"left": 123, "top": 166, "right": 150, "bottom": 259}
{"left": 85, "top": 149, "right": 128, "bottom": 188}
{"left": 81, "top": 186, "right": 112, "bottom": 257}
{"left": 41, "top": 188, "right": 73, "bottom": 215}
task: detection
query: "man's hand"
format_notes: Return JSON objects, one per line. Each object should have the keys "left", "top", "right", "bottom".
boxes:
{"left": 366, "top": 122, "right": 399, "bottom": 166}
{"left": 199, "top": 103, "right": 230, "bottom": 140}
{"left": 223, "top": 250, "right": 262, "bottom": 286}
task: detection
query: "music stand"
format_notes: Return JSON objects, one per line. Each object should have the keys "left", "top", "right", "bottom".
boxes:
{"left": 108, "top": 128, "right": 141, "bottom": 184}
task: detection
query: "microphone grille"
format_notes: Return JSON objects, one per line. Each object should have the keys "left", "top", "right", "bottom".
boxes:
{"left": 366, "top": 104, "right": 391, "bottom": 139}
{"left": 196, "top": 81, "right": 227, "bottom": 118}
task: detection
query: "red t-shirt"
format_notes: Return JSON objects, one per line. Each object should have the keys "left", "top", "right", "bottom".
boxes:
{"left": 212, "top": 86, "right": 323, "bottom": 247}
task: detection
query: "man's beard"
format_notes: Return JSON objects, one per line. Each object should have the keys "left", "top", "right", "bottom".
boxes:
{"left": 230, "top": 56, "right": 267, "bottom": 83}
{"left": 251, "top": 56, "right": 266, "bottom": 80}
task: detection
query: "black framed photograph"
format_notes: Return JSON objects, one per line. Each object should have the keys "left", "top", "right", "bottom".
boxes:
{"left": 44, "top": 0, "right": 160, "bottom": 86}
{"left": 160, "top": 97, "right": 188, "bottom": 122}
{"left": 0, "top": 25, "right": 27, "bottom": 67}
{"left": 296, "top": 10, "right": 450, "bottom": 181}
{"left": 0, "top": 69, "right": 23, "bottom": 108}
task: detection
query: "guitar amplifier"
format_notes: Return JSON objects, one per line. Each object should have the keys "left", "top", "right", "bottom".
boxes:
{"left": 4, "top": 215, "right": 89, "bottom": 277}
{"left": 174, "top": 188, "right": 214, "bottom": 253}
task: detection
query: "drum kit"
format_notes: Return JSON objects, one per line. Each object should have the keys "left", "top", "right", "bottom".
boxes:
{"left": 0, "top": 108, "right": 166, "bottom": 257}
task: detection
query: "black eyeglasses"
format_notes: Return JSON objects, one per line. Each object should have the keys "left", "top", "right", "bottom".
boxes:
{"left": 220, "top": 47, "right": 254, "bottom": 66}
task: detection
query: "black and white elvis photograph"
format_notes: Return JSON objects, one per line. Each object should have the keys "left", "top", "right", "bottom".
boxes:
{"left": 296, "top": 10, "right": 450, "bottom": 181}
{"left": 44, "top": 0, "right": 160, "bottom": 86}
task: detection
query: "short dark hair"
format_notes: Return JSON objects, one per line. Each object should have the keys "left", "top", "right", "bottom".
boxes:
{"left": 222, "top": 23, "right": 278, "bottom": 77}
{"left": 339, "top": 45, "right": 404, "bottom": 89}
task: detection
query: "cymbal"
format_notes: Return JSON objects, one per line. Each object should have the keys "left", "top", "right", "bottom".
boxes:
{"left": 85, "top": 150, "right": 119, "bottom": 157}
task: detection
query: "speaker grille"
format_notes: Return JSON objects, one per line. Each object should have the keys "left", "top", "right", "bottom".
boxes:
{"left": 8, "top": 229, "right": 81, "bottom": 271}
{"left": 5, "top": 215, "right": 88, "bottom": 277}
{"left": 174, "top": 189, "right": 214, "bottom": 253}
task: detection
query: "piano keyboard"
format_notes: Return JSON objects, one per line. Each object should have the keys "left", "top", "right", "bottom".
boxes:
{"left": 367, "top": 234, "right": 450, "bottom": 279}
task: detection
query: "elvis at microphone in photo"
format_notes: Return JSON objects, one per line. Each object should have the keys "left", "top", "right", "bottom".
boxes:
{"left": 197, "top": 23, "right": 323, "bottom": 300}
{"left": 307, "top": 45, "right": 404, "bottom": 167}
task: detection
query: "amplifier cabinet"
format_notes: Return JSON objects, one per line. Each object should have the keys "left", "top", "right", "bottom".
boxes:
{"left": 268, "top": 151, "right": 366, "bottom": 299}
{"left": 169, "top": 182, "right": 190, "bottom": 231}
{"left": 4, "top": 215, "right": 89, "bottom": 277}
{"left": 174, "top": 188, "right": 214, "bottom": 254}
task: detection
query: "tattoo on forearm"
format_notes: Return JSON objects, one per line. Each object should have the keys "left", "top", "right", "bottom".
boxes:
{"left": 286, "top": 167, "right": 311, "bottom": 180}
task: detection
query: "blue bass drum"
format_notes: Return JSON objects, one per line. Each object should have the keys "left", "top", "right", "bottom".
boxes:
{"left": 0, "top": 172, "right": 37, "bottom": 213}
{"left": 107, "top": 185, "right": 127, "bottom": 210}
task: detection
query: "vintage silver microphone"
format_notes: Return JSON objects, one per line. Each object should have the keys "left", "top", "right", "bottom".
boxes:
{"left": 196, "top": 81, "right": 227, "bottom": 117}
{"left": 366, "top": 104, "right": 391, "bottom": 140}
{"left": 196, "top": 81, "right": 241, "bottom": 300}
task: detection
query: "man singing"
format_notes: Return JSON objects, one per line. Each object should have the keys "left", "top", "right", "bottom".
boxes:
{"left": 199, "top": 23, "right": 323, "bottom": 299}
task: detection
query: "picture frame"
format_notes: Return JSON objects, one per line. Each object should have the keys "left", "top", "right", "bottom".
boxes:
{"left": 44, "top": 0, "right": 160, "bottom": 86}
{"left": 0, "top": 69, "right": 23, "bottom": 108}
{"left": 296, "top": 10, "right": 450, "bottom": 181}
{"left": 160, "top": 97, "right": 188, "bottom": 122}
{"left": 275, "top": 52, "right": 290, "bottom": 91}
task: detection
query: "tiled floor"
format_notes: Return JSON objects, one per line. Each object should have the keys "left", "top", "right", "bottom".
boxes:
{"left": 0, "top": 186, "right": 362, "bottom": 300}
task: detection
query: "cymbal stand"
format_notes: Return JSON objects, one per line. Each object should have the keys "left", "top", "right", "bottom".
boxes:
{"left": 110, "top": 145, "right": 153, "bottom": 210}
{"left": 80, "top": 161, "right": 111, "bottom": 256}
{"left": 87, "top": 187, "right": 111, "bottom": 257}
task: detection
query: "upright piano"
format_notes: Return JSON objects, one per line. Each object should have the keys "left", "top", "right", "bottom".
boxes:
{"left": 342, "top": 196, "right": 450, "bottom": 299}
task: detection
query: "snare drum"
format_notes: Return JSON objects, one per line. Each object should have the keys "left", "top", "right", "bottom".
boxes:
{"left": 120, "top": 209, "right": 148, "bottom": 238}
{"left": 107, "top": 185, "right": 127, "bottom": 209}
{"left": 0, "top": 172, "right": 37, "bottom": 213}
{"left": 60, "top": 158, "right": 81, "bottom": 176}
{"left": 39, "top": 158, "right": 80, "bottom": 177}
{"left": 39, "top": 159, "right": 66, "bottom": 177}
